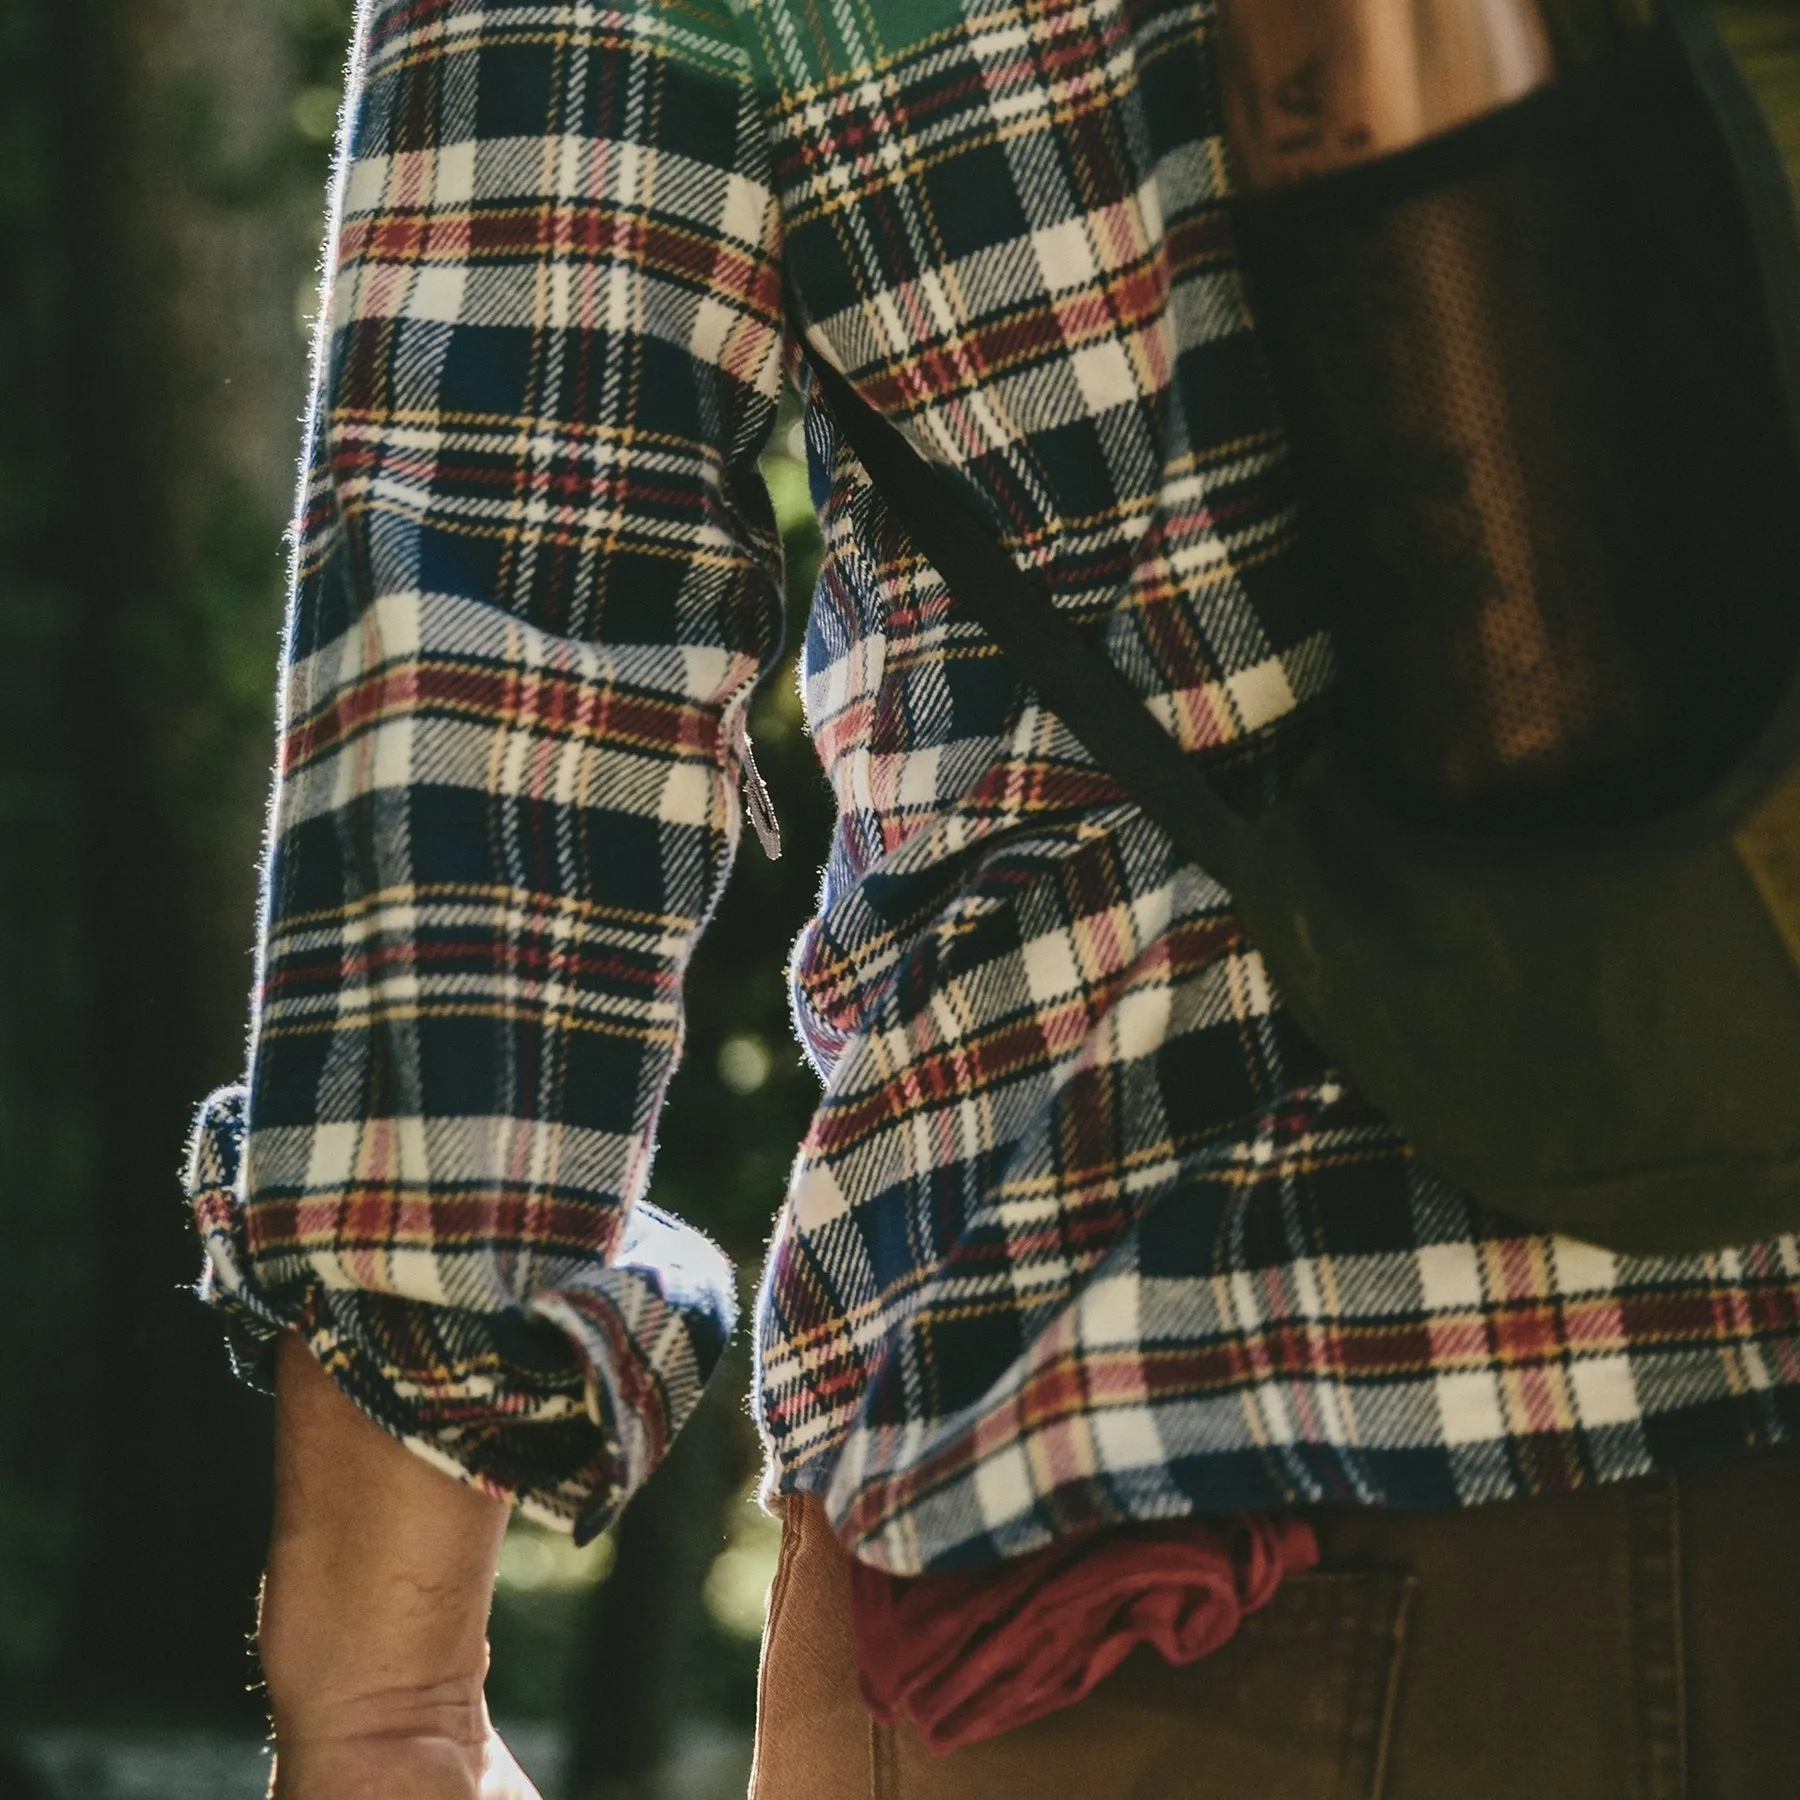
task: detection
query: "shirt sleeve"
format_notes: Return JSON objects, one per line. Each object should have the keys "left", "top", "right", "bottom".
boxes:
{"left": 184, "top": 0, "right": 787, "bottom": 1540}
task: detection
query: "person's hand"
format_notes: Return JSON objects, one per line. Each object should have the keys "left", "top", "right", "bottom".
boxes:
{"left": 259, "top": 1333, "right": 542, "bottom": 1800}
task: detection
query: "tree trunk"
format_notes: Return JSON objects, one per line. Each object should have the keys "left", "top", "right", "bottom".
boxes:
{"left": 0, "top": 0, "right": 329, "bottom": 1719}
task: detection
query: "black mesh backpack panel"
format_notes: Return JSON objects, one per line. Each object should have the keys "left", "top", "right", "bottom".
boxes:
{"left": 1233, "top": 26, "right": 1800, "bottom": 831}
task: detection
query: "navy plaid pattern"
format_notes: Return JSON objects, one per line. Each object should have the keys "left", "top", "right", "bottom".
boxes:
{"left": 187, "top": 0, "right": 779, "bottom": 1533}
{"left": 188, "top": 0, "right": 1800, "bottom": 1564}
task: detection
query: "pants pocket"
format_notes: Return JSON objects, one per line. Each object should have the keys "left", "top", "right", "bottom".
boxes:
{"left": 874, "top": 1569, "right": 1415, "bottom": 1800}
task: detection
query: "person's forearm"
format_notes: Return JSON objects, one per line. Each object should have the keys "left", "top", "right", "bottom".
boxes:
{"left": 260, "top": 1333, "right": 512, "bottom": 1799}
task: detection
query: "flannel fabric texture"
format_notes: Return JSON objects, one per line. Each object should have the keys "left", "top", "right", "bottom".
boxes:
{"left": 188, "top": 0, "right": 1800, "bottom": 1566}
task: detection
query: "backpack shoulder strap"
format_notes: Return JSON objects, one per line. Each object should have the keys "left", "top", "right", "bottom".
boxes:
{"left": 801, "top": 343, "right": 1250, "bottom": 886}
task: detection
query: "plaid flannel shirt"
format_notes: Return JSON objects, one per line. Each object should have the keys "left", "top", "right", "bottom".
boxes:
{"left": 187, "top": 0, "right": 1800, "bottom": 1571}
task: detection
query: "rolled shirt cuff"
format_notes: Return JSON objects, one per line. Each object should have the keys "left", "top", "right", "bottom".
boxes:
{"left": 184, "top": 1084, "right": 738, "bottom": 1540}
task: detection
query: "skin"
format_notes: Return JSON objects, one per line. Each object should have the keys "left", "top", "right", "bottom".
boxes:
{"left": 260, "top": 1333, "right": 542, "bottom": 1800}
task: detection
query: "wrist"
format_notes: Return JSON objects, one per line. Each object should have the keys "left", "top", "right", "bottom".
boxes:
{"left": 265, "top": 1670, "right": 489, "bottom": 1761}
{"left": 269, "top": 1728, "right": 488, "bottom": 1800}
{"left": 262, "top": 1334, "right": 509, "bottom": 1732}
{"left": 258, "top": 1543, "right": 493, "bottom": 1735}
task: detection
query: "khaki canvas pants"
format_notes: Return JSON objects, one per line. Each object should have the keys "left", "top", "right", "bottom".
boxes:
{"left": 751, "top": 1447, "right": 1800, "bottom": 1799}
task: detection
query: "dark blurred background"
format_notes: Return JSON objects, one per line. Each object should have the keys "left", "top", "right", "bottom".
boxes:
{"left": 0, "top": 0, "right": 827, "bottom": 1792}
{"left": 1, "top": 1, "right": 1796, "bottom": 1796}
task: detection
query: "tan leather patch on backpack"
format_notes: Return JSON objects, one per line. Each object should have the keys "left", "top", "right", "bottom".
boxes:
{"left": 1739, "top": 770, "right": 1800, "bottom": 972}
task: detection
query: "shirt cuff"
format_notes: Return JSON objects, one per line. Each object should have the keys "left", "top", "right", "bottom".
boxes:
{"left": 184, "top": 1084, "right": 738, "bottom": 1541}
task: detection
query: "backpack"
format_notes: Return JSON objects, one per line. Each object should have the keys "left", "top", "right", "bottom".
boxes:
{"left": 803, "top": 0, "right": 1800, "bottom": 1255}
